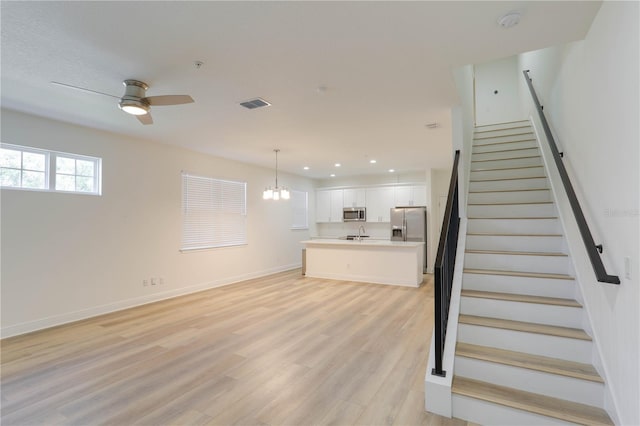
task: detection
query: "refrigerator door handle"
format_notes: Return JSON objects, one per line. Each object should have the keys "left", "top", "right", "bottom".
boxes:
{"left": 403, "top": 220, "right": 407, "bottom": 241}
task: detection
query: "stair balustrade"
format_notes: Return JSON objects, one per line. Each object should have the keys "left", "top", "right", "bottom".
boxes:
{"left": 432, "top": 149, "right": 461, "bottom": 377}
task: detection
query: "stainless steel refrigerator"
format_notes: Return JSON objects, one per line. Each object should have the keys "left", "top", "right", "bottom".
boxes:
{"left": 390, "top": 206, "right": 427, "bottom": 273}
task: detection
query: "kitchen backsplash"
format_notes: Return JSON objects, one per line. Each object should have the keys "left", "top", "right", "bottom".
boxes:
{"left": 315, "top": 222, "right": 390, "bottom": 239}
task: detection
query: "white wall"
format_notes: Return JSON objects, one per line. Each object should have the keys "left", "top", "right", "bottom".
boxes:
{"left": 475, "top": 56, "right": 525, "bottom": 125}
{"left": 518, "top": 3, "right": 639, "bottom": 424}
{"left": 0, "top": 109, "right": 316, "bottom": 337}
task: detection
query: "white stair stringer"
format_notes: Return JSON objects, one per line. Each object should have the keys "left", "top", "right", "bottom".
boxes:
{"left": 446, "top": 120, "right": 612, "bottom": 425}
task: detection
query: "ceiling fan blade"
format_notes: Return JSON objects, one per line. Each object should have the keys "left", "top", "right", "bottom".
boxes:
{"left": 51, "top": 81, "right": 119, "bottom": 99}
{"left": 145, "top": 95, "right": 194, "bottom": 106}
{"left": 136, "top": 113, "right": 153, "bottom": 125}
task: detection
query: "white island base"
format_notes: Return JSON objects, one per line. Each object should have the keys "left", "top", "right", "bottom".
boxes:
{"left": 302, "top": 239, "right": 424, "bottom": 287}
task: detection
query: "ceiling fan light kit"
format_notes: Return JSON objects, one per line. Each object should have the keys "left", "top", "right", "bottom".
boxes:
{"left": 52, "top": 79, "right": 194, "bottom": 125}
{"left": 263, "top": 149, "right": 290, "bottom": 201}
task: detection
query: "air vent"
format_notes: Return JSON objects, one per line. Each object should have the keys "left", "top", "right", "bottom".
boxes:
{"left": 240, "top": 98, "right": 271, "bottom": 109}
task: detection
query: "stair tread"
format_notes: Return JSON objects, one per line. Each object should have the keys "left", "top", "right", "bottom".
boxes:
{"left": 468, "top": 201, "right": 553, "bottom": 205}
{"left": 464, "top": 268, "right": 574, "bottom": 280}
{"left": 471, "top": 145, "right": 538, "bottom": 155}
{"left": 456, "top": 343, "right": 602, "bottom": 383}
{"left": 458, "top": 314, "right": 591, "bottom": 340}
{"left": 466, "top": 249, "right": 567, "bottom": 257}
{"left": 474, "top": 124, "right": 532, "bottom": 133}
{"left": 468, "top": 216, "right": 557, "bottom": 219}
{"left": 475, "top": 120, "right": 531, "bottom": 128}
{"left": 474, "top": 132, "right": 535, "bottom": 140}
{"left": 473, "top": 138, "right": 537, "bottom": 147}
{"left": 470, "top": 176, "right": 547, "bottom": 182}
{"left": 471, "top": 165, "right": 543, "bottom": 172}
{"left": 461, "top": 289, "right": 581, "bottom": 307}
{"left": 472, "top": 155, "right": 540, "bottom": 163}
{"left": 452, "top": 376, "right": 612, "bottom": 425}
{"left": 467, "top": 232, "right": 562, "bottom": 236}
{"left": 469, "top": 188, "right": 549, "bottom": 193}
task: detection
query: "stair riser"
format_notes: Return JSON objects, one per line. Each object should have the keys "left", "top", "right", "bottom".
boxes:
{"left": 466, "top": 235, "right": 565, "bottom": 252}
{"left": 452, "top": 394, "right": 576, "bottom": 426}
{"left": 470, "top": 166, "right": 546, "bottom": 182}
{"left": 469, "top": 177, "right": 549, "bottom": 192}
{"left": 455, "top": 358, "right": 604, "bottom": 408}
{"left": 474, "top": 126, "right": 533, "bottom": 138}
{"left": 467, "top": 203, "right": 556, "bottom": 218}
{"left": 467, "top": 218, "right": 561, "bottom": 234}
{"left": 472, "top": 148, "right": 540, "bottom": 162}
{"left": 460, "top": 297, "right": 582, "bottom": 328}
{"left": 462, "top": 273, "right": 576, "bottom": 299}
{"left": 464, "top": 252, "right": 571, "bottom": 275}
{"left": 473, "top": 140, "right": 538, "bottom": 154}
{"left": 474, "top": 133, "right": 536, "bottom": 145}
{"left": 468, "top": 189, "right": 551, "bottom": 204}
{"left": 457, "top": 324, "right": 592, "bottom": 363}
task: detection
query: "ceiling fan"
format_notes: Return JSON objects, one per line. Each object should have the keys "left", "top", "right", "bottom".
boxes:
{"left": 51, "top": 79, "right": 194, "bottom": 125}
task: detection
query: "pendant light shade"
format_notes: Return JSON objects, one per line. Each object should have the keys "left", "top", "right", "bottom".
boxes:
{"left": 263, "top": 149, "right": 290, "bottom": 200}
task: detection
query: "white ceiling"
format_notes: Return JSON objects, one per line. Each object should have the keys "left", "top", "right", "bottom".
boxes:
{"left": 1, "top": 1, "right": 600, "bottom": 179}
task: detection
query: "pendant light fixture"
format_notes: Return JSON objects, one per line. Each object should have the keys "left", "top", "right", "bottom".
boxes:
{"left": 263, "top": 149, "right": 290, "bottom": 200}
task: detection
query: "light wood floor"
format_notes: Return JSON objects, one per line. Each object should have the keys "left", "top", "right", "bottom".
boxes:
{"left": 1, "top": 270, "right": 470, "bottom": 426}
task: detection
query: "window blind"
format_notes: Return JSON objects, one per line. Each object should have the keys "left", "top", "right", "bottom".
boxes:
{"left": 182, "top": 173, "right": 247, "bottom": 251}
{"left": 291, "top": 190, "right": 308, "bottom": 229}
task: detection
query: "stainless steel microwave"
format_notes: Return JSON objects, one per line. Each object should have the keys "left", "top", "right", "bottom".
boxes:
{"left": 343, "top": 207, "right": 366, "bottom": 222}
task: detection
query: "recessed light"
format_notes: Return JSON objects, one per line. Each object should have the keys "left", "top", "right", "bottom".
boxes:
{"left": 330, "top": 173, "right": 336, "bottom": 177}
{"left": 303, "top": 166, "right": 309, "bottom": 170}
{"left": 335, "top": 163, "right": 341, "bottom": 167}
{"left": 370, "top": 159, "right": 377, "bottom": 164}
{"left": 388, "top": 169, "right": 395, "bottom": 173}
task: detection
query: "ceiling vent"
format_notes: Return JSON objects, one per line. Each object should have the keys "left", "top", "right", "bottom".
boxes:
{"left": 240, "top": 98, "right": 271, "bottom": 109}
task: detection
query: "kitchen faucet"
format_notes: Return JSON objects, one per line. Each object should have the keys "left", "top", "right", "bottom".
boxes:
{"left": 357, "top": 225, "right": 366, "bottom": 241}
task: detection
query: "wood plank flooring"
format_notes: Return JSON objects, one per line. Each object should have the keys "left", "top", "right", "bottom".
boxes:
{"left": 1, "top": 270, "right": 470, "bottom": 426}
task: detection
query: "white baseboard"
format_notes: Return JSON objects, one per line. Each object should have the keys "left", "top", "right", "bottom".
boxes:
{"left": 1, "top": 263, "right": 301, "bottom": 339}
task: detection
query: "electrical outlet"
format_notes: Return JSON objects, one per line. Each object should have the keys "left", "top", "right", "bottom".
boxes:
{"left": 624, "top": 257, "right": 631, "bottom": 279}
{"left": 143, "top": 279, "right": 148, "bottom": 287}
{"left": 151, "top": 278, "right": 157, "bottom": 286}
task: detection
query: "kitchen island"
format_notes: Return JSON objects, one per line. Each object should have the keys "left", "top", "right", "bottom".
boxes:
{"left": 301, "top": 239, "right": 424, "bottom": 287}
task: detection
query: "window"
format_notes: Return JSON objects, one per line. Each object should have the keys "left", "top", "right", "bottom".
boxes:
{"left": 0, "top": 143, "right": 101, "bottom": 195}
{"left": 0, "top": 145, "right": 49, "bottom": 190}
{"left": 182, "top": 173, "right": 247, "bottom": 251}
{"left": 55, "top": 154, "right": 99, "bottom": 193}
{"left": 291, "top": 190, "right": 309, "bottom": 230}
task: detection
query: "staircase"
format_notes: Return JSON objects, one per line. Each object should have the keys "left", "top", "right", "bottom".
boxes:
{"left": 451, "top": 120, "right": 613, "bottom": 425}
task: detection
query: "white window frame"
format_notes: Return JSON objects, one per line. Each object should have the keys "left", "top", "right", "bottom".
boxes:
{"left": 0, "top": 144, "right": 50, "bottom": 191}
{"left": 181, "top": 172, "right": 247, "bottom": 251}
{"left": 291, "top": 190, "right": 309, "bottom": 230}
{"left": 0, "top": 143, "right": 102, "bottom": 195}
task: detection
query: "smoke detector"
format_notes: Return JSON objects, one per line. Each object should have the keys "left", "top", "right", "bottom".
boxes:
{"left": 498, "top": 12, "right": 521, "bottom": 28}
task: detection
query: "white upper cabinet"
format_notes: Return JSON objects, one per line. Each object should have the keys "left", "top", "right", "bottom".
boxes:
{"left": 316, "top": 189, "right": 344, "bottom": 223}
{"left": 365, "top": 187, "right": 395, "bottom": 223}
{"left": 343, "top": 188, "right": 366, "bottom": 208}
{"left": 394, "top": 185, "right": 427, "bottom": 207}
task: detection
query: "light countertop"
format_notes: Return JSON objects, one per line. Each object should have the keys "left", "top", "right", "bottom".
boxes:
{"left": 301, "top": 239, "right": 424, "bottom": 248}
